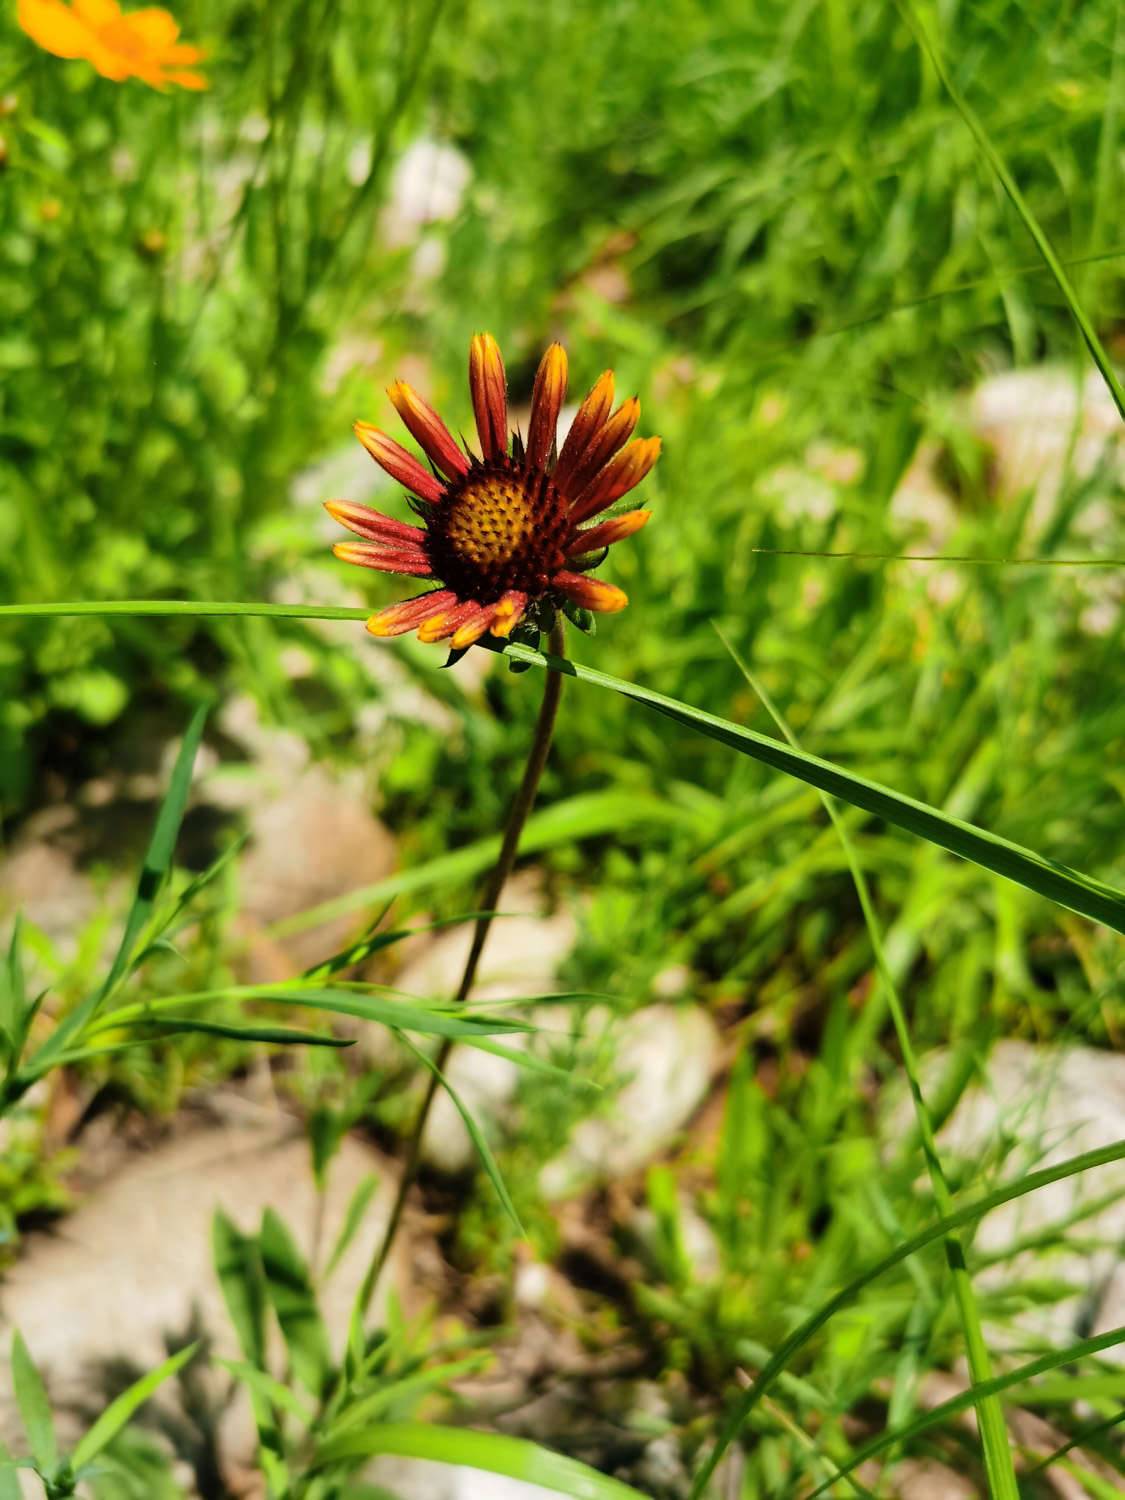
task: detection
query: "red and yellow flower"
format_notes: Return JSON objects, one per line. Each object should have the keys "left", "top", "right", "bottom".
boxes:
{"left": 17, "top": 0, "right": 207, "bottom": 90}
{"left": 329, "top": 335, "right": 660, "bottom": 650}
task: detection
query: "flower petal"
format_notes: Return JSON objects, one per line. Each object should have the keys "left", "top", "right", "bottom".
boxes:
{"left": 72, "top": 0, "right": 121, "bottom": 24}
{"left": 333, "top": 541, "right": 432, "bottom": 577}
{"left": 469, "top": 332, "right": 508, "bottom": 462}
{"left": 324, "top": 499, "right": 427, "bottom": 546}
{"left": 354, "top": 422, "right": 446, "bottom": 504}
{"left": 563, "top": 397, "right": 640, "bottom": 497}
{"left": 165, "top": 68, "right": 208, "bottom": 88}
{"left": 450, "top": 604, "right": 498, "bottom": 649}
{"left": 417, "top": 600, "right": 479, "bottom": 643}
{"left": 387, "top": 380, "right": 469, "bottom": 480}
{"left": 526, "top": 343, "right": 568, "bottom": 472}
{"left": 552, "top": 571, "right": 628, "bottom": 613}
{"left": 489, "top": 590, "right": 528, "bottom": 637}
{"left": 121, "top": 5, "right": 179, "bottom": 45}
{"left": 567, "top": 508, "right": 650, "bottom": 557}
{"left": 553, "top": 370, "right": 614, "bottom": 488}
{"left": 17, "top": 0, "right": 95, "bottom": 58}
{"left": 569, "top": 436, "right": 661, "bottom": 524}
{"left": 367, "top": 589, "right": 456, "bottom": 638}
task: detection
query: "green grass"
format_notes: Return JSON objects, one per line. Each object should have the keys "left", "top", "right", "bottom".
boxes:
{"left": 1, "top": 0, "right": 1124, "bottom": 1495}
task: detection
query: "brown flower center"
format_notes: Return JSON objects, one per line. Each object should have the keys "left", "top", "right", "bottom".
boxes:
{"left": 426, "top": 459, "right": 571, "bottom": 601}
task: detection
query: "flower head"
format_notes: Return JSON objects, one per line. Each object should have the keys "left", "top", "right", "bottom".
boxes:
{"left": 17, "top": 0, "right": 208, "bottom": 90}
{"left": 330, "top": 336, "right": 660, "bottom": 652}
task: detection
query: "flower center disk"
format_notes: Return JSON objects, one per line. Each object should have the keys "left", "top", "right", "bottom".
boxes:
{"left": 427, "top": 460, "right": 570, "bottom": 600}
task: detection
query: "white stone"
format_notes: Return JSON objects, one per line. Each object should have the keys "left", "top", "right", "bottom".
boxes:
{"left": 888, "top": 1041, "right": 1125, "bottom": 1359}
{"left": 397, "top": 895, "right": 578, "bottom": 1173}
{"left": 540, "top": 1006, "right": 719, "bottom": 1197}
{"left": 0, "top": 1120, "right": 398, "bottom": 1455}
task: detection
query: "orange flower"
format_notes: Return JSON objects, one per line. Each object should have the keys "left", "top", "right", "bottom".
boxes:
{"left": 329, "top": 334, "right": 660, "bottom": 651}
{"left": 17, "top": 0, "right": 207, "bottom": 90}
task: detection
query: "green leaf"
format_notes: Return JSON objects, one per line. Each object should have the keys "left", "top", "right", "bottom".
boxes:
{"left": 0, "top": 1454, "right": 20, "bottom": 1500}
{"left": 688, "top": 1139, "right": 1125, "bottom": 1497}
{"left": 10, "top": 1332, "right": 56, "bottom": 1473}
{"left": 493, "top": 640, "right": 1125, "bottom": 935}
{"left": 259, "top": 1209, "right": 332, "bottom": 1398}
{"left": 313, "top": 1422, "right": 649, "bottom": 1498}
{"left": 214, "top": 1358, "right": 315, "bottom": 1425}
{"left": 212, "top": 1212, "right": 267, "bottom": 1369}
{"left": 803, "top": 1326, "right": 1125, "bottom": 1499}
{"left": 71, "top": 1343, "right": 199, "bottom": 1470}
{"left": 24, "top": 705, "right": 208, "bottom": 1079}
{"left": 898, "top": 0, "right": 1125, "bottom": 420}
{"left": 397, "top": 1035, "right": 523, "bottom": 1235}
{"left": 118, "top": 1016, "right": 354, "bottom": 1048}
{"left": 324, "top": 1172, "right": 381, "bottom": 1278}
{"left": 0, "top": 919, "right": 26, "bottom": 1065}
{"left": 97, "top": 985, "right": 533, "bottom": 1043}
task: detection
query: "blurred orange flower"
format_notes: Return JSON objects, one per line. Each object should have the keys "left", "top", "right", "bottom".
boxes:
{"left": 17, "top": 0, "right": 207, "bottom": 90}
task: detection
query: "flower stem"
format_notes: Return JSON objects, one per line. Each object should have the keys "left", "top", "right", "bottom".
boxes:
{"left": 356, "top": 618, "right": 566, "bottom": 1314}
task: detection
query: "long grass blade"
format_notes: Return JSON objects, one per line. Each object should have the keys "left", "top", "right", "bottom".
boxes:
{"left": 687, "top": 1140, "right": 1125, "bottom": 1497}
{"left": 803, "top": 1327, "right": 1125, "bottom": 1499}
{"left": 897, "top": 0, "right": 1125, "bottom": 420}
{"left": 721, "top": 629, "right": 1017, "bottom": 1495}
{"left": 313, "top": 1421, "right": 650, "bottom": 1498}
{"left": 494, "top": 640, "right": 1125, "bottom": 935}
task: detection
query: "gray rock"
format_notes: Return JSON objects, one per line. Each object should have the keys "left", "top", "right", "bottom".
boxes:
{"left": 540, "top": 1005, "right": 719, "bottom": 1197}
{"left": 888, "top": 1041, "right": 1125, "bottom": 1360}
{"left": 366, "top": 1460, "right": 556, "bottom": 1500}
{"left": 0, "top": 1117, "right": 398, "bottom": 1454}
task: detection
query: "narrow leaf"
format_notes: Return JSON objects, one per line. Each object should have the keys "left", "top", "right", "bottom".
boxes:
{"left": 259, "top": 1209, "right": 332, "bottom": 1398}
{"left": 493, "top": 641, "right": 1125, "bottom": 935}
{"left": 313, "top": 1422, "right": 649, "bottom": 1498}
{"left": 72, "top": 1343, "right": 198, "bottom": 1469}
{"left": 212, "top": 1212, "right": 267, "bottom": 1368}
{"left": 688, "top": 1140, "right": 1125, "bottom": 1496}
{"left": 10, "top": 1332, "right": 56, "bottom": 1473}
{"left": 325, "top": 1173, "right": 381, "bottom": 1278}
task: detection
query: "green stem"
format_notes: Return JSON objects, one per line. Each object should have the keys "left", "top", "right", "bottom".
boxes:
{"left": 355, "top": 618, "right": 566, "bottom": 1315}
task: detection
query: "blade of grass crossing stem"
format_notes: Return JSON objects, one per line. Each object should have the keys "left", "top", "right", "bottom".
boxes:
{"left": 72, "top": 1344, "right": 199, "bottom": 1470}
{"left": 898, "top": 0, "right": 1125, "bottom": 420}
{"left": 313, "top": 1422, "right": 649, "bottom": 1498}
{"left": 1, "top": 606, "right": 1122, "bottom": 934}
{"left": 720, "top": 627, "right": 1019, "bottom": 1499}
{"left": 804, "top": 1327, "right": 1125, "bottom": 1499}
{"left": 488, "top": 639, "right": 1125, "bottom": 935}
{"left": 28, "top": 704, "right": 208, "bottom": 1076}
{"left": 686, "top": 1139, "right": 1125, "bottom": 1497}
{"left": 396, "top": 1033, "right": 523, "bottom": 1234}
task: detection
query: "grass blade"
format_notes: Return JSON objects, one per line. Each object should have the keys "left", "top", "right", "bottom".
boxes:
{"left": 72, "top": 1343, "right": 199, "bottom": 1470}
{"left": 324, "top": 1172, "right": 381, "bottom": 1278}
{"left": 259, "top": 1209, "right": 332, "bottom": 1399}
{"left": 492, "top": 640, "right": 1125, "bottom": 935}
{"left": 10, "top": 1333, "right": 56, "bottom": 1474}
{"left": 117, "top": 1016, "right": 355, "bottom": 1048}
{"left": 687, "top": 1139, "right": 1125, "bottom": 1497}
{"left": 898, "top": 0, "right": 1125, "bottom": 419}
{"left": 722, "top": 629, "right": 1019, "bottom": 1499}
{"left": 397, "top": 1033, "right": 523, "bottom": 1234}
{"left": 803, "top": 1327, "right": 1125, "bottom": 1498}
{"left": 313, "top": 1421, "right": 650, "bottom": 1498}
{"left": 24, "top": 705, "right": 208, "bottom": 1080}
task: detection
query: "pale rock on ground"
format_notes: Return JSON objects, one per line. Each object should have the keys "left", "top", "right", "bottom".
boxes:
{"left": 209, "top": 693, "right": 397, "bottom": 977}
{"left": 0, "top": 1114, "right": 398, "bottom": 1466}
{"left": 385, "top": 887, "right": 578, "bottom": 1173}
{"left": 366, "top": 1459, "right": 557, "bottom": 1500}
{"left": 888, "top": 1040, "right": 1125, "bottom": 1360}
{"left": 540, "top": 1004, "right": 720, "bottom": 1197}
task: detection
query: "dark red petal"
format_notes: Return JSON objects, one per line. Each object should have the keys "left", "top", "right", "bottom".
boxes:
{"left": 469, "top": 333, "right": 509, "bottom": 461}
{"left": 324, "top": 499, "right": 426, "bottom": 545}
{"left": 552, "top": 570, "right": 628, "bottom": 613}
{"left": 563, "top": 397, "right": 640, "bottom": 497}
{"left": 387, "top": 380, "right": 469, "bottom": 480}
{"left": 333, "top": 542, "right": 432, "bottom": 577}
{"left": 554, "top": 370, "right": 615, "bottom": 489}
{"left": 526, "top": 343, "right": 568, "bottom": 472}
{"left": 366, "top": 589, "right": 456, "bottom": 637}
{"left": 353, "top": 423, "right": 445, "bottom": 504}
{"left": 569, "top": 437, "right": 661, "bottom": 524}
